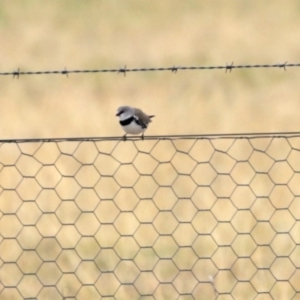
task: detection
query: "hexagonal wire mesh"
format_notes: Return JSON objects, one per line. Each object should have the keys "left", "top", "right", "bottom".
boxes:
{"left": 0, "top": 134, "right": 300, "bottom": 300}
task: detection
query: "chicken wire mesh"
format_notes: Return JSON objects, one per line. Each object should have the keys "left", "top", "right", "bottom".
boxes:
{"left": 0, "top": 135, "right": 300, "bottom": 300}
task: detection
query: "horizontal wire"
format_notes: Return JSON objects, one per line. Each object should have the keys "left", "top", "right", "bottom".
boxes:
{"left": 1, "top": 131, "right": 300, "bottom": 144}
{"left": 2, "top": 61, "right": 296, "bottom": 77}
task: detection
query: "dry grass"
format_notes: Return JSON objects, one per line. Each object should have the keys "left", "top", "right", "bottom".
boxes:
{"left": 0, "top": 1, "right": 300, "bottom": 138}
{"left": 0, "top": 1, "right": 300, "bottom": 299}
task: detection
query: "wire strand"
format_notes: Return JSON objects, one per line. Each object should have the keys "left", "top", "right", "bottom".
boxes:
{"left": 1, "top": 131, "right": 300, "bottom": 144}
{"left": 3, "top": 61, "right": 296, "bottom": 77}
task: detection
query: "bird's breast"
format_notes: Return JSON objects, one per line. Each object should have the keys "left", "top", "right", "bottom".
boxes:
{"left": 121, "top": 120, "right": 145, "bottom": 134}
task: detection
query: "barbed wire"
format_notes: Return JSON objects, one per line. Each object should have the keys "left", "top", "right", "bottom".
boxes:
{"left": 1, "top": 131, "right": 300, "bottom": 144}
{"left": 3, "top": 61, "right": 298, "bottom": 78}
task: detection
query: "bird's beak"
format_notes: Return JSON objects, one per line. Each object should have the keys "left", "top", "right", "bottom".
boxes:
{"left": 116, "top": 111, "right": 120, "bottom": 116}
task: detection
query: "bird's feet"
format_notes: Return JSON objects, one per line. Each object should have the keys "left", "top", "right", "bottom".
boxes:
{"left": 141, "top": 134, "right": 144, "bottom": 141}
{"left": 123, "top": 134, "right": 127, "bottom": 141}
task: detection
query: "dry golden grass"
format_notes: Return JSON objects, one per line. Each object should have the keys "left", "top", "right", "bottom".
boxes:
{"left": 0, "top": 1, "right": 300, "bottom": 138}
{"left": 1, "top": 1, "right": 300, "bottom": 299}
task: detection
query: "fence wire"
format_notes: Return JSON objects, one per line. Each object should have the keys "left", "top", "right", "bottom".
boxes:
{"left": 2, "top": 61, "right": 299, "bottom": 78}
{"left": 0, "top": 134, "right": 300, "bottom": 299}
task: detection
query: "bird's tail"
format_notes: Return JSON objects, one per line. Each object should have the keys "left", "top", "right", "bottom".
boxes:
{"left": 149, "top": 115, "right": 155, "bottom": 119}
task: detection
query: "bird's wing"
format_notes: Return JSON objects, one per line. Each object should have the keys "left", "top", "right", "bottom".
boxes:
{"left": 134, "top": 108, "right": 153, "bottom": 124}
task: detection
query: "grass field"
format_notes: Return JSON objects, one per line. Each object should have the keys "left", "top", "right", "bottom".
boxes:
{"left": 0, "top": 1, "right": 300, "bottom": 299}
{"left": 0, "top": 1, "right": 300, "bottom": 138}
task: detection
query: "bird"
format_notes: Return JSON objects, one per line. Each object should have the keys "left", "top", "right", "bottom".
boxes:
{"left": 116, "top": 106, "right": 155, "bottom": 140}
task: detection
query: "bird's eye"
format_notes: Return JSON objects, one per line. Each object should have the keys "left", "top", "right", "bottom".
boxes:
{"left": 116, "top": 110, "right": 124, "bottom": 116}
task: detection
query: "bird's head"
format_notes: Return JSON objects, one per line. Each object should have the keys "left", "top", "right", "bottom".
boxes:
{"left": 116, "top": 106, "right": 133, "bottom": 119}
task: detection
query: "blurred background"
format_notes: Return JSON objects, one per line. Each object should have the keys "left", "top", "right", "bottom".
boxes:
{"left": 1, "top": 2, "right": 300, "bottom": 299}
{"left": 0, "top": 1, "right": 300, "bottom": 139}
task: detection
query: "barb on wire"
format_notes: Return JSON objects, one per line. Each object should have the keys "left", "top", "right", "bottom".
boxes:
{"left": 225, "top": 62, "right": 234, "bottom": 73}
{"left": 62, "top": 68, "right": 69, "bottom": 77}
{"left": 13, "top": 68, "right": 20, "bottom": 79}
{"left": 119, "top": 65, "right": 127, "bottom": 77}
{"left": 1, "top": 61, "right": 300, "bottom": 77}
{"left": 279, "top": 61, "right": 288, "bottom": 71}
{"left": 171, "top": 66, "right": 178, "bottom": 73}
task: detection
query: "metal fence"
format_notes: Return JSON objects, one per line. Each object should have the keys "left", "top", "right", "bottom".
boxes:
{"left": 0, "top": 134, "right": 300, "bottom": 299}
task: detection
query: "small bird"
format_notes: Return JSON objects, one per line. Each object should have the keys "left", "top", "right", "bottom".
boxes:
{"left": 116, "top": 106, "right": 154, "bottom": 140}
